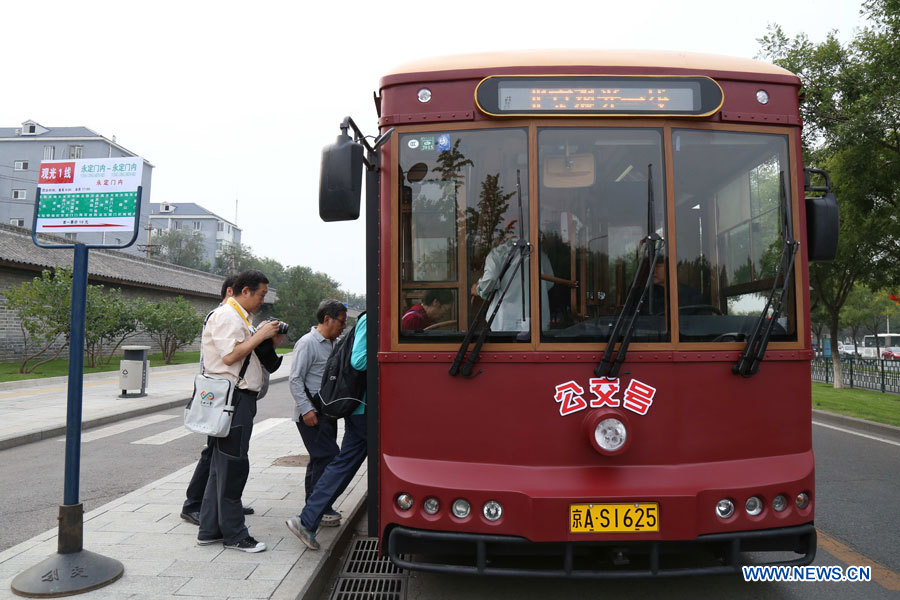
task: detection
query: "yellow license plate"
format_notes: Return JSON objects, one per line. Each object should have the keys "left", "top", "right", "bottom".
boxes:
{"left": 570, "top": 503, "right": 659, "bottom": 533}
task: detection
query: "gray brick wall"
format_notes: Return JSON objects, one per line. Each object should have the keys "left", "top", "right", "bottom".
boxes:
{"left": 0, "top": 266, "right": 218, "bottom": 363}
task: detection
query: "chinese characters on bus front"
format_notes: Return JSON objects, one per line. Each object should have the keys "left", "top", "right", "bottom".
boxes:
{"left": 554, "top": 377, "right": 657, "bottom": 417}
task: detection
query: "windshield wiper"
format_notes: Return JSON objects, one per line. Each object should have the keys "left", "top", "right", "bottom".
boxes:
{"left": 450, "top": 170, "right": 530, "bottom": 377}
{"left": 733, "top": 171, "right": 799, "bottom": 377}
{"left": 595, "top": 164, "right": 661, "bottom": 379}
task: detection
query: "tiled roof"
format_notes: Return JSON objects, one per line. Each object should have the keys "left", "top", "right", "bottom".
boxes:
{"left": 0, "top": 223, "right": 276, "bottom": 302}
{"left": 0, "top": 126, "right": 98, "bottom": 138}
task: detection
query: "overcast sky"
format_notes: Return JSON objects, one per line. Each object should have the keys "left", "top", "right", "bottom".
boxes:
{"left": 1, "top": 0, "right": 867, "bottom": 293}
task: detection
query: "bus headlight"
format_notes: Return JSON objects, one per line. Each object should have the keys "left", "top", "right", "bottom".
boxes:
{"left": 423, "top": 497, "right": 440, "bottom": 515}
{"left": 772, "top": 494, "right": 788, "bottom": 512}
{"left": 396, "top": 493, "right": 414, "bottom": 511}
{"left": 451, "top": 498, "right": 471, "bottom": 518}
{"left": 796, "top": 492, "right": 810, "bottom": 509}
{"left": 745, "top": 496, "right": 763, "bottom": 516}
{"left": 716, "top": 498, "right": 735, "bottom": 519}
{"left": 595, "top": 418, "right": 627, "bottom": 452}
{"left": 483, "top": 500, "right": 503, "bottom": 522}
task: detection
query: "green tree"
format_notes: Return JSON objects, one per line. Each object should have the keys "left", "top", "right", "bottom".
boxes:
{"left": 214, "top": 243, "right": 287, "bottom": 288}
{"left": 810, "top": 303, "right": 829, "bottom": 355}
{"left": 273, "top": 266, "right": 341, "bottom": 341}
{"left": 137, "top": 297, "right": 205, "bottom": 363}
{"left": 154, "top": 229, "right": 210, "bottom": 271}
{"left": 841, "top": 285, "right": 880, "bottom": 355}
{"left": 342, "top": 292, "right": 366, "bottom": 312}
{"left": 758, "top": 0, "right": 900, "bottom": 386}
{"left": 858, "top": 290, "right": 900, "bottom": 354}
{"left": 3, "top": 268, "right": 73, "bottom": 373}
{"left": 84, "top": 288, "right": 142, "bottom": 367}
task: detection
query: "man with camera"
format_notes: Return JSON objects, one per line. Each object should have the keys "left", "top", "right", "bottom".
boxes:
{"left": 197, "top": 269, "right": 284, "bottom": 553}
{"left": 182, "top": 277, "right": 286, "bottom": 527}
{"left": 288, "top": 298, "right": 347, "bottom": 528}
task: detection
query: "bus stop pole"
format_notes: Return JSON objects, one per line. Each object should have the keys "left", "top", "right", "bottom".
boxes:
{"left": 63, "top": 243, "right": 88, "bottom": 507}
{"left": 11, "top": 244, "right": 124, "bottom": 597}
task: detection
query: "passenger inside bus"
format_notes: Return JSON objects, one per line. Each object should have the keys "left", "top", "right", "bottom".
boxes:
{"left": 471, "top": 238, "right": 554, "bottom": 334}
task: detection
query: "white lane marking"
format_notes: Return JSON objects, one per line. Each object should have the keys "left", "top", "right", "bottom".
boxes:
{"left": 63, "top": 414, "right": 178, "bottom": 443}
{"left": 813, "top": 420, "right": 900, "bottom": 447}
{"left": 251, "top": 417, "right": 292, "bottom": 439}
{"left": 132, "top": 425, "right": 194, "bottom": 445}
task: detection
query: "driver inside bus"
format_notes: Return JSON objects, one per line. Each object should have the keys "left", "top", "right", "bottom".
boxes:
{"left": 646, "top": 256, "right": 702, "bottom": 315}
{"left": 401, "top": 289, "right": 454, "bottom": 331}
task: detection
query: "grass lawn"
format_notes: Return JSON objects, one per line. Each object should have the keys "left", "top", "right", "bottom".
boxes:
{"left": 0, "top": 346, "right": 292, "bottom": 383}
{"left": 811, "top": 382, "right": 900, "bottom": 427}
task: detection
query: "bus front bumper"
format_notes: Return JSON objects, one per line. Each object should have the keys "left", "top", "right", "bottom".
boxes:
{"left": 386, "top": 523, "right": 816, "bottom": 578}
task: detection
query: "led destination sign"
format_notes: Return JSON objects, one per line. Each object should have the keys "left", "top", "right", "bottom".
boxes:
{"left": 476, "top": 76, "right": 723, "bottom": 117}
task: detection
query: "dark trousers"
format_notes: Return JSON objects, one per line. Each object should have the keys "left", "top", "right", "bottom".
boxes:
{"left": 300, "top": 412, "right": 367, "bottom": 531}
{"left": 295, "top": 417, "right": 339, "bottom": 510}
{"left": 183, "top": 442, "right": 213, "bottom": 513}
{"left": 199, "top": 389, "right": 257, "bottom": 544}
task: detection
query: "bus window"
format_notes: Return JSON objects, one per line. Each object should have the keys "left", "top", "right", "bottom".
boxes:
{"left": 673, "top": 130, "right": 797, "bottom": 342}
{"left": 537, "top": 128, "right": 667, "bottom": 342}
{"left": 398, "top": 128, "right": 529, "bottom": 340}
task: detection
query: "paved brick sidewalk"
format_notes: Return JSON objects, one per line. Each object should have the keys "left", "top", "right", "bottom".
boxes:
{"left": 0, "top": 418, "right": 365, "bottom": 599}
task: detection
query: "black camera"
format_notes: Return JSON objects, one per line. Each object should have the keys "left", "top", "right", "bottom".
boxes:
{"left": 264, "top": 316, "right": 289, "bottom": 335}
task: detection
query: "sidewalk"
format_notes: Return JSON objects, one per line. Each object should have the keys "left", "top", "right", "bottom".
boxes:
{"left": 0, "top": 419, "right": 365, "bottom": 599}
{"left": 0, "top": 355, "right": 293, "bottom": 451}
{"left": 0, "top": 355, "right": 368, "bottom": 599}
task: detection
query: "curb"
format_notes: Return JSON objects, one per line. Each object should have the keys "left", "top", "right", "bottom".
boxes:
{"left": 812, "top": 409, "right": 900, "bottom": 441}
{"left": 295, "top": 495, "right": 368, "bottom": 600}
{"left": 0, "top": 374, "right": 289, "bottom": 452}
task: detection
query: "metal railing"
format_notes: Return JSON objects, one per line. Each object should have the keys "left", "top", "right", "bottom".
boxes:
{"left": 811, "top": 357, "right": 900, "bottom": 394}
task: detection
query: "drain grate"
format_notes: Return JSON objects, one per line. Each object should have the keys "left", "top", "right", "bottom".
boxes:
{"left": 331, "top": 537, "right": 407, "bottom": 600}
{"left": 331, "top": 577, "right": 406, "bottom": 599}
{"left": 340, "top": 537, "right": 405, "bottom": 576}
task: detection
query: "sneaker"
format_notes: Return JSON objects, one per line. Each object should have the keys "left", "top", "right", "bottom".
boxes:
{"left": 196, "top": 535, "right": 223, "bottom": 546}
{"left": 224, "top": 536, "right": 266, "bottom": 553}
{"left": 320, "top": 509, "right": 341, "bottom": 527}
{"left": 180, "top": 511, "right": 200, "bottom": 526}
{"left": 285, "top": 516, "right": 320, "bottom": 550}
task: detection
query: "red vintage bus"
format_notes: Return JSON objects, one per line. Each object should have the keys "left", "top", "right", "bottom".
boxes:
{"left": 319, "top": 50, "right": 838, "bottom": 577}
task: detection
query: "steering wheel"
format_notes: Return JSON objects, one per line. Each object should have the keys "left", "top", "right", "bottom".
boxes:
{"left": 712, "top": 332, "right": 744, "bottom": 342}
{"left": 679, "top": 304, "right": 724, "bottom": 316}
{"left": 423, "top": 320, "right": 457, "bottom": 331}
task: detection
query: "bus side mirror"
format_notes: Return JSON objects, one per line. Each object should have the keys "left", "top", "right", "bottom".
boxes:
{"left": 806, "top": 192, "right": 839, "bottom": 261}
{"left": 319, "top": 132, "right": 364, "bottom": 222}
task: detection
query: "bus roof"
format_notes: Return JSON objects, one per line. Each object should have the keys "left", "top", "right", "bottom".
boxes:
{"left": 382, "top": 49, "right": 797, "bottom": 84}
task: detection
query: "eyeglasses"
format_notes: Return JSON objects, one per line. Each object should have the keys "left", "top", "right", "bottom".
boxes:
{"left": 333, "top": 317, "right": 347, "bottom": 326}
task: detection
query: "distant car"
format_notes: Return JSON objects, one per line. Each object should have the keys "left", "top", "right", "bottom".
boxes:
{"left": 881, "top": 346, "right": 900, "bottom": 360}
{"left": 838, "top": 343, "right": 857, "bottom": 358}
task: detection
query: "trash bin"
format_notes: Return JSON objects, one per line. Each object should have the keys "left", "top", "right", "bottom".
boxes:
{"left": 119, "top": 345, "right": 151, "bottom": 398}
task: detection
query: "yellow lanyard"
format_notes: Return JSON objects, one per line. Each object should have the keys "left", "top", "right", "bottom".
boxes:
{"left": 226, "top": 298, "right": 252, "bottom": 329}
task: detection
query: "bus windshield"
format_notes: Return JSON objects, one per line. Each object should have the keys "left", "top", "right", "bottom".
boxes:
{"left": 396, "top": 126, "right": 797, "bottom": 344}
